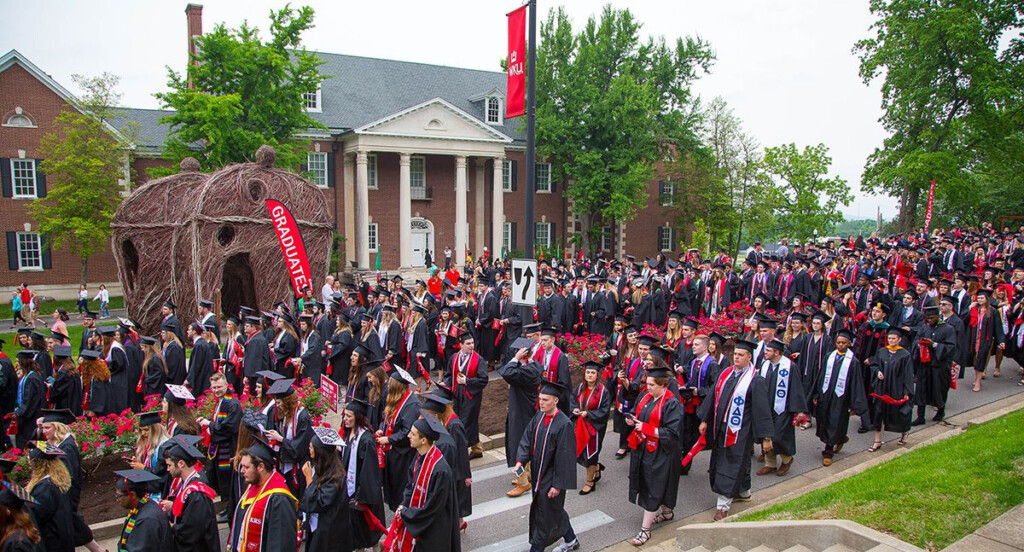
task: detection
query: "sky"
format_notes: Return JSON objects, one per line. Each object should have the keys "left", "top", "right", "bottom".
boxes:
{"left": 1, "top": 0, "right": 895, "bottom": 220}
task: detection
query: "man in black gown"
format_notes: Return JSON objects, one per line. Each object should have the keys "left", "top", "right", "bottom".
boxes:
{"left": 115, "top": 469, "right": 175, "bottom": 551}
{"left": 163, "top": 436, "right": 220, "bottom": 552}
{"left": 498, "top": 324, "right": 542, "bottom": 497}
{"left": 810, "top": 329, "right": 869, "bottom": 466}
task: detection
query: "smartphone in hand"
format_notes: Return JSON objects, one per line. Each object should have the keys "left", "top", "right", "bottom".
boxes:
{"left": 512, "top": 465, "right": 525, "bottom": 478}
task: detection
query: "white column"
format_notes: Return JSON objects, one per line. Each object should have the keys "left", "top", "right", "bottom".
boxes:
{"left": 343, "top": 153, "right": 355, "bottom": 267}
{"left": 399, "top": 153, "right": 412, "bottom": 269}
{"left": 474, "top": 160, "right": 486, "bottom": 259}
{"left": 355, "top": 151, "right": 370, "bottom": 270}
{"left": 454, "top": 155, "right": 468, "bottom": 265}
{"left": 492, "top": 156, "right": 505, "bottom": 258}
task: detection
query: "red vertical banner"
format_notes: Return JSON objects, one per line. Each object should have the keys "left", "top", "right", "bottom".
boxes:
{"left": 506, "top": 5, "right": 527, "bottom": 118}
{"left": 924, "top": 179, "right": 936, "bottom": 231}
{"left": 266, "top": 199, "right": 313, "bottom": 298}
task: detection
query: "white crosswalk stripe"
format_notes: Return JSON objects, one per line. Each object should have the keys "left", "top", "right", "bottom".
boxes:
{"left": 468, "top": 510, "right": 615, "bottom": 552}
{"left": 465, "top": 493, "right": 532, "bottom": 522}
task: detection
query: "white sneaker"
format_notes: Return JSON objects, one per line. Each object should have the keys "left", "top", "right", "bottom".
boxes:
{"left": 552, "top": 538, "right": 580, "bottom": 552}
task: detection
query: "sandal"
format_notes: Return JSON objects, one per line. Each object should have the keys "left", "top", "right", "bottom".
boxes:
{"left": 867, "top": 440, "right": 883, "bottom": 452}
{"left": 593, "top": 463, "right": 605, "bottom": 483}
{"left": 579, "top": 480, "right": 595, "bottom": 495}
{"left": 630, "top": 528, "right": 652, "bottom": 547}
{"left": 799, "top": 421, "right": 812, "bottom": 430}
{"left": 897, "top": 433, "right": 908, "bottom": 446}
{"left": 653, "top": 509, "right": 674, "bottom": 524}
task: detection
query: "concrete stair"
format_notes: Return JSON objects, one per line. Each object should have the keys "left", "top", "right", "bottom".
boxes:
{"left": 659, "top": 519, "right": 923, "bottom": 552}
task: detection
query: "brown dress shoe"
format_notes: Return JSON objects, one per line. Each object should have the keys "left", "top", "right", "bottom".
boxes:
{"left": 469, "top": 450, "right": 483, "bottom": 460}
{"left": 822, "top": 457, "right": 832, "bottom": 466}
{"left": 756, "top": 453, "right": 765, "bottom": 463}
{"left": 506, "top": 483, "right": 530, "bottom": 497}
{"left": 756, "top": 466, "right": 776, "bottom": 476}
{"left": 713, "top": 508, "right": 728, "bottom": 521}
{"left": 776, "top": 459, "right": 793, "bottom": 476}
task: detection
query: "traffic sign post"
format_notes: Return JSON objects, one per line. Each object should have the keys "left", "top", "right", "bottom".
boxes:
{"left": 511, "top": 258, "right": 538, "bottom": 306}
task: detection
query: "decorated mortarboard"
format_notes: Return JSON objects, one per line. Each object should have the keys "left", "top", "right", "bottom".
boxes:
{"left": 241, "top": 408, "right": 269, "bottom": 432}
{"left": 766, "top": 339, "right": 787, "bottom": 352}
{"left": 79, "top": 349, "right": 101, "bottom": 360}
{"left": 164, "top": 384, "right": 195, "bottom": 404}
{"left": 312, "top": 426, "right": 345, "bottom": 448}
{"left": 140, "top": 336, "right": 158, "bottom": 346}
{"left": 0, "top": 481, "right": 35, "bottom": 508}
{"left": 389, "top": 367, "right": 416, "bottom": 386}
{"left": 343, "top": 398, "right": 370, "bottom": 416}
{"left": 15, "top": 350, "right": 37, "bottom": 361}
{"left": 40, "top": 409, "right": 75, "bottom": 425}
{"left": 51, "top": 345, "right": 72, "bottom": 358}
{"left": 28, "top": 442, "right": 66, "bottom": 460}
{"left": 413, "top": 413, "right": 447, "bottom": 442}
{"left": 539, "top": 380, "right": 566, "bottom": 397}
{"left": 138, "top": 410, "right": 163, "bottom": 427}
{"left": 267, "top": 378, "right": 296, "bottom": 397}
{"left": 733, "top": 339, "right": 757, "bottom": 353}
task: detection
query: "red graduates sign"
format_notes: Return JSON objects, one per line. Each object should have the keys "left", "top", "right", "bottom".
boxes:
{"left": 320, "top": 376, "right": 339, "bottom": 412}
{"left": 506, "top": 5, "right": 527, "bottom": 118}
{"left": 266, "top": 199, "right": 313, "bottom": 298}
{"left": 924, "top": 179, "right": 936, "bottom": 231}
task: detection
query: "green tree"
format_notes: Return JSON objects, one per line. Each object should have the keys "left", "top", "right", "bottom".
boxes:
{"left": 756, "top": 143, "right": 852, "bottom": 243}
{"left": 855, "top": 0, "right": 1024, "bottom": 231}
{"left": 534, "top": 5, "right": 713, "bottom": 251}
{"left": 30, "top": 73, "right": 130, "bottom": 283}
{"left": 154, "top": 5, "right": 326, "bottom": 173}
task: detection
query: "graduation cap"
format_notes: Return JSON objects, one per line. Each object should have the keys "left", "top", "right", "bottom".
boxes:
{"left": 137, "top": 335, "right": 157, "bottom": 347}
{"left": 637, "top": 334, "right": 659, "bottom": 348}
{"left": 923, "top": 304, "right": 940, "bottom": 316}
{"left": 97, "top": 326, "right": 118, "bottom": 337}
{"left": 267, "top": 378, "right": 296, "bottom": 397}
{"left": 734, "top": 339, "right": 757, "bottom": 353}
{"left": 49, "top": 330, "right": 68, "bottom": 343}
{"left": 411, "top": 304, "right": 427, "bottom": 315}
{"left": 682, "top": 317, "right": 700, "bottom": 329}
{"left": 239, "top": 306, "right": 257, "bottom": 317}
{"left": 522, "top": 323, "right": 542, "bottom": 334}
{"left": 15, "top": 350, "right": 36, "bottom": 361}
{"left": 419, "top": 392, "right": 452, "bottom": 414}
{"left": 835, "top": 328, "right": 856, "bottom": 343}
{"left": 15, "top": 327, "right": 32, "bottom": 336}
{"left": 344, "top": 398, "right": 370, "bottom": 416}
{"left": 708, "top": 331, "right": 726, "bottom": 345}
{"left": 790, "top": 312, "right": 807, "bottom": 322}
{"left": 160, "top": 321, "right": 177, "bottom": 332}
{"left": 539, "top": 380, "right": 566, "bottom": 397}
{"left": 646, "top": 366, "right": 673, "bottom": 379}
{"left": 766, "top": 339, "right": 787, "bottom": 352}
{"left": 872, "top": 301, "right": 892, "bottom": 315}
{"left": 540, "top": 327, "right": 559, "bottom": 338}
{"left": 164, "top": 384, "right": 195, "bottom": 405}
{"left": 756, "top": 316, "right": 778, "bottom": 330}
{"left": 887, "top": 326, "right": 908, "bottom": 338}
{"left": 138, "top": 411, "right": 163, "bottom": 428}
{"left": 80, "top": 349, "right": 101, "bottom": 360}
{"left": 51, "top": 345, "right": 72, "bottom": 358}
{"left": 29, "top": 331, "right": 46, "bottom": 342}
{"left": 278, "top": 312, "right": 295, "bottom": 325}
{"left": 583, "top": 360, "right": 604, "bottom": 372}
{"left": 668, "top": 310, "right": 684, "bottom": 321}
{"left": 165, "top": 436, "right": 207, "bottom": 463}
{"left": 245, "top": 436, "right": 278, "bottom": 468}
{"left": 241, "top": 408, "right": 269, "bottom": 432}
{"left": 83, "top": 310, "right": 98, "bottom": 320}
{"left": 389, "top": 367, "right": 416, "bottom": 386}
{"left": 413, "top": 413, "right": 447, "bottom": 442}
{"left": 115, "top": 469, "right": 163, "bottom": 494}
{"left": 164, "top": 300, "right": 177, "bottom": 310}
{"left": 40, "top": 409, "right": 75, "bottom": 425}
{"left": 976, "top": 287, "right": 993, "bottom": 298}
{"left": 0, "top": 481, "right": 36, "bottom": 508}
{"left": 312, "top": 426, "right": 345, "bottom": 448}
{"left": 28, "top": 443, "right": 66, "bottom": 460}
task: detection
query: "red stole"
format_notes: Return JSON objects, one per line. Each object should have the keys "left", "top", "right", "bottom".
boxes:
{"left": 239, "top": 471, "right": 296, "bottom": 552}
{"left": 171, "top": 472, "right": 216, "bottom": 518}
{"left": 574, "top": 384, "right": 604, "bottom": 458}
{"left": 380, "top": 390, "right": 413, "bottom": 467}
{"left": 627, "top": 392, "right": 667, "bottom": 452}
{"left": 451, "top": 352, "right": 481, "bottom": 399}
{"left": 384, "top": 446, "right": 443, "bottom": 552}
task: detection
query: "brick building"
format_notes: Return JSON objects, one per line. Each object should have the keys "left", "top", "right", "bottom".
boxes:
{"left": 1, "top": 4, "right": 685, "bottom": 296}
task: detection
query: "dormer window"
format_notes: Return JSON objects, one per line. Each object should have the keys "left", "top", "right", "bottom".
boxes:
{"left": 486, "top": 96, "right": 501, "bottom": 125}
{"left": 303, "top": 87, "right": 322, "bottom": 113}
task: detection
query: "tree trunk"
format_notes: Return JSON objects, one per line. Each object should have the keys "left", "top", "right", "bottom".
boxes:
{"left": 898, "top": 185, "right": 921, "bottom": 233}
{"left": 580, "top": 212, "right": 594, "bottom": 254}
{"left": 80, "top": 256, "right": 89, "bottom": 285}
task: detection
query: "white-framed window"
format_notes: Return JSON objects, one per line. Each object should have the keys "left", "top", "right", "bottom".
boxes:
{"left": 535, "top": 162, "right": 551, "bottom": 193}
{"left": 658, "top": 227, "right": 674, "bottom": 252}
{"left": 535, "top": 222, "right": 552, "bottom": 248}
{"left": 602, "top": 226, "right": 613, "bottom": 251}
{"left": 3, "top": 114, "right": 34, "bottom": 128}
{"left": 410, "top": 156, "right": 426, "bottom": 199}
{"left": 11, "top": 159, "right": 37, "bottom": 199}
{"left": 17, "top": 232, "right": 42, "bottom": 270}
{"left": 303, "top": 87, "right": 322, "bottom": 112}
{"left": 502, "top": 160, "right": 512, "bottom": 192}
{"left": 486, "top": 96, "right": 502, "bottom": 125}
{"left": 367, "top": 154, "right": 378, "bottom": 189}
{"left": 659, "top": 180, "right": 674, "bottom": 206}
{"left": 306, "top": 152, "right": 328, "bottom": 188}
{"left": 368, "top": 223, "right": 379, "bottom": 252}
{"left": 503, "top": 222, "right": 513, "bottom": 253}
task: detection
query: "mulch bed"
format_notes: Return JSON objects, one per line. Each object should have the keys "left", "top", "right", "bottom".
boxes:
{"left": 80, "top": 454, "right": 133, "bottom": 523}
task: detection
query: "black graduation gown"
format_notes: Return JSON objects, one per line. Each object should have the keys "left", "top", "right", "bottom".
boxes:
{"left": 628, "top": 393, "right": 683, "bottom": 510}
{"left": 569, "top": 382, "right": 611, "bottom": 466}
{"left": 477, "top": 291, "right": 500, "bottom": 362}
{"left": 187, "top": 338, "right": 214, "bottom": 397}
{"left": 1, "top": 530, "right": 41, "bottom": 552}
{"left": 241, "top": 332, "right": 271, "bottom": 379}
{"left": 33, "top": 352, "right": 52, "bottom": 381}
{"left": 697, "top": 367, "right": 773, "bottom": 497}
{"left": 171, "top": 476, "right": 220, "bottom": 552}
{"left": 14, "top": 372, "right": 45, "bottom": 447}
{"left": 811, "top": 351, "right": 869, "bottom": 447}
{"left": 443, "top": 416, "right": 472, "bottom": 517}
{"left": 163, "top": 341, "right": 187, "bottom": 385}
{"left": 0, "top": 356, "right": 17, "bottom": 419}
{"left": 300, "top": 476, "right": 351, "bottom": 552}
{"left": 206, "top": 396, "right": 242, "bottom": 499}
{"left": 164, "top": 313, "right": 185, "bottom": 345}
{"left": 299, "top": 331, "right": 324, "bottom": 386}
{"left": 228, "top": 479, "right": 298, "bottom": 552}
{"left": 870, "top": 347, "right": 915, "bottom": 433}
{"left": 968, "top": 306, "right": 1005, "bottom": 370}
{"left": 530, "top": 349, "right": 572, "bottom": 417}
{"left": 55, "top": 436, "right": 82, "bottom": 509}
{"left": 123, "top": 340, "right": 144, "bottom": 412}
{"left": 273, "top": 332, "right": 299, "bottom": 377}
{"left": 143, "top": 356, "right": 167, "bottom": 399}
{"left": 107, "top": 345, "right": 131, "bottom": 415}
{"left": 760, "top": 358, "right": 807, "bottom": 457}
{"left": 398, "top": 448, "right": 461, "bottom": 552}
{"left": 943, "top": 314, "right": 970, "bottom": 370}
{"left": 381, "top": 397, "right": 421, "bottom": 511}
{"left": 49, "top": 367, "right": 83, "bottom": 417}
{"left": 382, "top": 321, "right": 403, "bottom": 366}
{"left": 119, "top": 499, "right": 174, "bottom": 552}
{"left": 498, "top": 359, "right": 540, "bottom": 467}
{"left": 796, "top": 333, "right": 832, "bottom": 412}
{"left": 343, "top": 429, "right": 385, "bottom": 548}
{"left": 443, "top": 352, "right": 489, "bottom": 445}
{"left": 268, "top": 406, "right": 313, "bottom": 498}
{"left": 515, "top": 411, "right": 577, "bottom": 549}
{"left": 327, "top": 330, "right": 354, "bottom": 386}
{"left": 29, "top": 478, "right": 74, "bottom": 552}
{"left": 913, "top": 321, "right": 957, "bottom": 408}
{"left": 680, "top": 356, "right": 721, "bottom": 461}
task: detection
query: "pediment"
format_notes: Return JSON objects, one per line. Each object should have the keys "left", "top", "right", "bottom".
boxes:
{"left": 353, "top": 98, "right": 512, "bottom": 143}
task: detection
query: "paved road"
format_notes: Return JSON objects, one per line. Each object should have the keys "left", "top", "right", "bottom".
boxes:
{"left": 85, "top": 362, "right": 1023, "bottom": 552}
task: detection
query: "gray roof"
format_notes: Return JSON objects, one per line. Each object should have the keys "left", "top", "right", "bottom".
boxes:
{"left": 109, "top": 51, "right": 524, "bottom": 151}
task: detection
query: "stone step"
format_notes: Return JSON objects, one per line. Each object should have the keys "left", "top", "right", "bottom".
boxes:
{"left": 682, "top": 547, "right": 711, "bottom": 552}
{"left": 779, "top": 546, "right": 814, "bottom": 552}
{"left": 746, "top": 546, "right": 780, "bottom": 552}
{"left": 714, "top": 546, "right": 744, "bottom": 552}
{"left": 822, "top": 545, "right": 857, "bottom": 552}
{"left": 865, "top": 545, "right": 902, "bottom": 552}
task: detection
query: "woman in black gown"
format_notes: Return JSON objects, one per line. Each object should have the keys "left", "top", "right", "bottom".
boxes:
{"left": 570, "top": 361, "right": 611, "bottom": 494}
{"left": 47, "top": 347, "right": 82, "bottom": 417}
{"left": 342, "top": 399, "right": 385, "bottom": 549}
{"left": 869, "top": 327, "right": 916, "bottom": 451}
{"left": 13, "top": 352, "right": 46, "bottom": 449}
{"left": 0, "top": 484, "right": 43, "bottom": 552}
{"left": 299, "top": 427, "right": 351, "bottom": 552}
{"left": 26, "top": 445, "right": 74, "bottom": 552}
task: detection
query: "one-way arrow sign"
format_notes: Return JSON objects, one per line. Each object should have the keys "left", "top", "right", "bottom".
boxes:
{"left": 511, "top": 258, "right": 538, "bottom": 306}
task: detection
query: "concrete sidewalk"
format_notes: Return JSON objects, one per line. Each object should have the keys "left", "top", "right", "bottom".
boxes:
{"left": 944, "top": 503, "right": 1024, "bottom": 552}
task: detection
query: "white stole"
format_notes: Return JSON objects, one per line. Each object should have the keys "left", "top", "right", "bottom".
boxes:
{"left": 822, "top": 351, "right": 853, "bottom": 397}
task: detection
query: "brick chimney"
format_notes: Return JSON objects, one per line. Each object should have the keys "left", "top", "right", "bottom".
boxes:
{"left": 186, "top": 4, "right": 203, "bottom": 65}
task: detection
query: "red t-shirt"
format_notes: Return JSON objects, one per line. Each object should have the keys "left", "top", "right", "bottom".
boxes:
{"left": 20, "top": 288, "right": 30, "bottom": 303}
{"left": 427, "top": 276, "right": 442, "bottom": 296}
{"left": 445, "top": 269, "right": 461, "bottom": 286}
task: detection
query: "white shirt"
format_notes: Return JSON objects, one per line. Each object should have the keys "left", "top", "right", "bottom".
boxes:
{"left": 321, "top": 283, "right": 334, "bottom": 305}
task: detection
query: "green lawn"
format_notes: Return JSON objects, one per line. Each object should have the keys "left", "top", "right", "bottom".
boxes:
{"left": 740, "top": 408, "right": 1024, "bottom": 549}
{"left": 4, "top": 295, "right": 124, "bottom": 318}
{"left": 2, "top": 324, "right": 97, "bottom": 358}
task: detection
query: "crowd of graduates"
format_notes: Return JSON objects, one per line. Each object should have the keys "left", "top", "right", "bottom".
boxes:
{"left": 0, "top": 224, "right": 1021, "bottom": 551}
